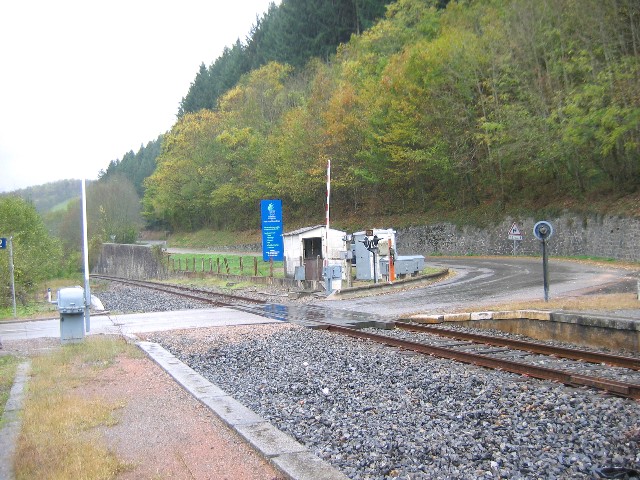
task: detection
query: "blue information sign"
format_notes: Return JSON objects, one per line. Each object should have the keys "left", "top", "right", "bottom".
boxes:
{"left": 261, "top": 200, "right": 284, "bottom": 261}
{"left": 0, "top": 238, "right": 6, "bottom": 249}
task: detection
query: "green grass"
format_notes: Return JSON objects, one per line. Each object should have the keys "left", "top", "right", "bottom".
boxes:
{"left": 0, "top": 302, "right": 59, "bottom": 322}
{"left": 0, "top": 275, "right": 90, "bottom": 322}
{"left": 168, "top": 229, "right": 260, "bottom": 248}
{"left": 168, "top": 253, "right": 284, "bottom": 278}
{"left": 49, "top": 197, "right": 76, "bottom": 213}
{"left": 14, "top": 336, "right": 138, "bottom": 479}
{"left": 571, "top": 255, "right": 617, "bottom": 263}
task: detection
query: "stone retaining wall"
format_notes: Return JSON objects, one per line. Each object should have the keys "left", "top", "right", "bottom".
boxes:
{"left": 97, "top": 214, "right": 638, "bottom": 280}
{"left": 395, "top": 214, "right": 639, "bottom": 261}
{"left": 231, "top": 214, "right": 639, "bottom": 261}
{"left": 93, "top": 243, "right": 168, "bottom": 279}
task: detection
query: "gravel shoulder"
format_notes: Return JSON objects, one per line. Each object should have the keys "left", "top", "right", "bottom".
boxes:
{"left": 146, "top": 323, "right": 640, "bottom": 480}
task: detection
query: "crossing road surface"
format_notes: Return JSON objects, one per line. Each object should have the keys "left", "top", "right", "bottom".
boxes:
{"left": 0, "top": 308, "right": 279, "bottom": 341}
{"left": 1, "top": 257, "right": 637, "bottom": 340}
{"left": 325, "top": 257, "right": 638, "bottom": 317}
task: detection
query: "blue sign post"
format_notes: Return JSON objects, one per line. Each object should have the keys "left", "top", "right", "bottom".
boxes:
{"left": 261, "top": 199, "right": 284, "bottom": 261}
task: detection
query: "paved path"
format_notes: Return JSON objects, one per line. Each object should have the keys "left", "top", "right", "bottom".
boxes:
{"left": 326, "top": 257, "right": 638, "bottom": 316}
{"left": 0, "top": 361, "right": 30, "bottom": 480}
{"left": 0, "top": 307, "right": 278, "bottom": 341}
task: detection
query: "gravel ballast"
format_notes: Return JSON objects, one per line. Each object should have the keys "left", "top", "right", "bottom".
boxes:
{"left": 148, "top": 325, "right": 640, "bottom": 480}
{"left": 96, "top": 282, "right": 215, "bottom": 312}
{"left": 100, "top": 282, "right": 640, "bottom": 479}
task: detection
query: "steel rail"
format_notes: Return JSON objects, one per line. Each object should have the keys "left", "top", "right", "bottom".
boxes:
{"left": 323, "top": 324, "right": 640, "bottom": 399}
{"left": 91, "top": 275, "right": 640, "bottom": 398}
{"left": 396, "top": 322, "right": 640, "bottom": 370}
{"left": 91, "top": 274, "right": 266, "bottom": 305}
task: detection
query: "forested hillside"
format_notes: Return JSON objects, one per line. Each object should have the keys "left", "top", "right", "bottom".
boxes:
{"left": 142, "top": 0, "right": 640, "bottom": 232}
{"left": 178, "top": 0, "right": 392, "bottom": 116}
{"left": 99, "top": 135, "right": 163, "bottom": 196}
{"left": 2, "top": 179, "right": 82, "bottom": 214}
{"left": 100, "top": 0, "right": 393, "bottom": 210}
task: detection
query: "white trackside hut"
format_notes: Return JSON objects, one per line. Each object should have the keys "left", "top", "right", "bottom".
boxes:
{"left": 282, "top": 225, "right": 346, "bottom": 290}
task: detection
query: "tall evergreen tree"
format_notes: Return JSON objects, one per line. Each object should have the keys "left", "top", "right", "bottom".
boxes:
{"left": 100, "top": 135, "right": 163, "bottom": 196}
{"left": 179, "top": 0, "right": 391, "bottom": 116}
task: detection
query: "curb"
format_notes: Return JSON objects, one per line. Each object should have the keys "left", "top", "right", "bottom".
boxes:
{"left": 0, "top": 361, "right": 30, "bottom": 480}
{"left": 136, "top": 341, "right": 348, "bottom": 480}
{"left": 402, "top": 309, "right": 552, "bottom": 324}
{"left": 328, "top": 269, "right": 449, "bottom": 298}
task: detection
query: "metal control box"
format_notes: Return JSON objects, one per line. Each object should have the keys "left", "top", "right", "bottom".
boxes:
{"left": 294, "top": 266, "right": 306, "bottom": 281}
{"left": 58, "top": 287, "right": 85, "bottom": 314}
{"left": 323, "top": 265, "right": 343, "bottom": 293}
{"left": 323, "top": 265, "right": 342, "bottom": 279}
{"left": 58, "top": 287, "right": 86, "bottom": 343}
{"left": 380, "top": 255, "right": 425, "bottom": 278}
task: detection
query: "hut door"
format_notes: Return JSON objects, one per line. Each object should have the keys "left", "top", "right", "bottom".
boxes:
{"left": 303, "top": 237, "right": 323, "bottom": 280}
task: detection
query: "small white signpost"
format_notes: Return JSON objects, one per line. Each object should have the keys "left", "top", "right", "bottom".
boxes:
{"left": 508, "top": 222, "right": 523, "bottom": 255}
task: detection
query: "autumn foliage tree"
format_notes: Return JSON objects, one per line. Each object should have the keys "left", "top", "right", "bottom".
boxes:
{"left": 143, "top": 0, "right": 640, "bottom": 232}
{"left": 0, "top": 196, "right": 63, "bottom": 306}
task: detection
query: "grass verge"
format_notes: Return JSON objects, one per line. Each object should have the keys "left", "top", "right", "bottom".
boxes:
{"left": 167, "top": 253, "right": 284, "bottom": 278}
{"left": 0, "top": 276, "right": 85, "bottom": 322}
{"left": 456, "top": 292, "right": 639, "bottom": 314}
{"left": 14, "top": 336, "right": 140, "bottom": 479}
{"left": 0, "top": 303, "right": 58, "bottom": 322}
{"left": 168, "top": 229, "right": 260, "bottom": 248}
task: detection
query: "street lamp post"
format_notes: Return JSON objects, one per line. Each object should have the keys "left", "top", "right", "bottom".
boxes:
{"left": 8, "top": 236, "right": 16, "bottom": 318}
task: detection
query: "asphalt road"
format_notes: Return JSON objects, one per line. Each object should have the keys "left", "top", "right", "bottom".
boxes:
{"left": 0, "top": 308, "right": 278, "bottom": 342}
{"left": 323, "top": 257, "right": 639, "bottom": 317}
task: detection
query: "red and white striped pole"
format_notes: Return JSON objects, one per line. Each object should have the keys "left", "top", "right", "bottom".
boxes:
{"left": 325, "top": 159, "right": 331, "bottom": 267}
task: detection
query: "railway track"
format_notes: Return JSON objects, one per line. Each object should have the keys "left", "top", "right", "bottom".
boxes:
{"left": 94, "top": 275, "right": 640, "bottom": 399}
{"left": 321, "top": 323, "right": 640, "bottom": 400}
{"left": 91, "top": 274, "right": 267, "bottom": 306}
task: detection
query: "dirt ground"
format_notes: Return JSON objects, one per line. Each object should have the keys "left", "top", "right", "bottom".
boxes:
{"left": 2, "top": 337, "right": 285, "bottom": 480}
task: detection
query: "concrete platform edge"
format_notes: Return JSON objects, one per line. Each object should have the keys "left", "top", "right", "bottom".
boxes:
{"left": 329, "top": 269, "right": 449, "bottom": 298}
{"left": 136, "top": 341, "right": 348, "bottom": 480}
{"left": 0, "top": 360, "right": 31, "bottom": 480}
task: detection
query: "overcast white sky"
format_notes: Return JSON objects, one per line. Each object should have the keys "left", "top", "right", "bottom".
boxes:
{"left": 0, "top": 0, "right": 278, "bottom": 193}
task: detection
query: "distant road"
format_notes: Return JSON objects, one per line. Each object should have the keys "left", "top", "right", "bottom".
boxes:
{"left": 323, "top": 257, "right": 638, "bottom": 317}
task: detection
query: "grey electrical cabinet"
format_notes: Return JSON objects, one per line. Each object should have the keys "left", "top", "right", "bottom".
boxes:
{"left": 322, "top": 265, "right": 343, "bottom": 293}
{"left": 397, "top": 255, "right": 425, "bottom": 276}
{"left": 353, "top": 233, "right": 374, "bottom": 280}
{"left": 294, "top": 266, "right": 306, "bottom": 281}
{"left": 58, "top": 287, "right": 86, "bottom": 343}
{"left": 380, "top": 255, "right": 426, "bottom": 278}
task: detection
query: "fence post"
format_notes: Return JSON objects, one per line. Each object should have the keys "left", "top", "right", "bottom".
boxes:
{"left": 224, "top": 258, "right": 230, "bottom": 274}
{"left": 216, "top": 258, "right": 220, "bottom": 274}
{"left": 240, "top": 257, "right": 243, "bottom": 273}
{"left": 270, "top": 258, "right": 273, "bottom": 277}
{"left": 254, "top": 257, "right": 258, "bottom": 276}
{"left": 209, "top": 258, "right": 213, "bottom": 273}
